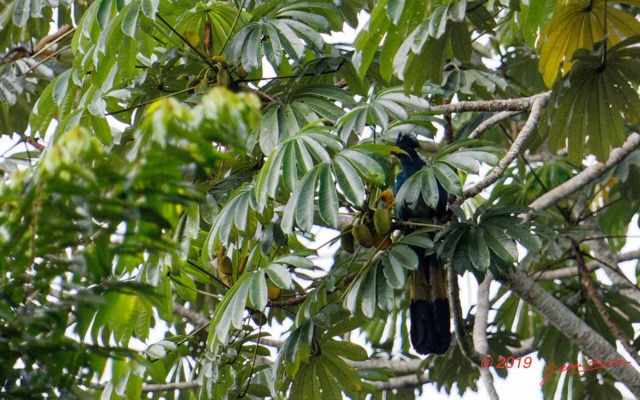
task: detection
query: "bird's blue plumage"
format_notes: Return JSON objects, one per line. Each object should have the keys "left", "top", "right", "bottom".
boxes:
{"left": 392, "top": 133, "right": 451, "bottom": 355}
{"left": 393, "top": 134, "right": 447, "bottom": 220}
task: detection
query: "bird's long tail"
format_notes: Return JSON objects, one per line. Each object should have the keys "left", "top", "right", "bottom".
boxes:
{"left": 409, "top": 250, "right": 451, "bottom": 355}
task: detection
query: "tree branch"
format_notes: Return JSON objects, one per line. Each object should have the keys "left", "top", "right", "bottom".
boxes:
{"left": 142, "top": 381, "right": 200, "bottom": 392}
{"left": 619, "top": 249, "right": 640, "bottom": 262}
{"left": 457, "top": 95, "right": 548, "bottom": 204}
{"left": 473, "top": 274, "right": 499, "bottom": 400}
{"left": 21, "top": 135, "right": 46, "bottom": 151}
{"left": 349, "top": 358, "right": 423, "bottom": 375}
{"left": 429, "top": 92, "right": 550, "bottom": 114}
{"left": 507, "top": 337, "right": 536, "bottom": 358}
{"left": 528, "top": 133, "right": 640, "bottom": 213}
{"left": 369, "top": 372, "right": 431, "bottom": 391}
{"left": 173, "top": 302, "right": 209, "bottom": 325}
{"left": 468, "top": 111, "right": 522, "bottom": 139}
{"left": 448, "top": 262, "right": 483, "bottom": 364}
{"left": 498, "top": 268, "right": 640, "bottom": 396}
{"left": 571, "top": 241, "right": 640, "bottom": 366}
{"left": 585, "top": 229, "right": 640, "bottom": 305}
{"left": 531, "top": 249, "right": 640, "bottom": 281}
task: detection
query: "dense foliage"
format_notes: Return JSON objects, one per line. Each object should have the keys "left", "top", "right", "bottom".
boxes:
{"left": 1, "top": 0, "right": 640, "bottom": 399}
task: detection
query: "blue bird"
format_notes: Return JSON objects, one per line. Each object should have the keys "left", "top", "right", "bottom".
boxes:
{"left": 391, "top": 133, "right": 451, "bottom": 355}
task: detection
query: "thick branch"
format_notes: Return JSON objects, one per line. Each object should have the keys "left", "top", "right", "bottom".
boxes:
{"left": 429, "top": 92, "right": 551, "bottom": 114}
{"left": 369, "top": 373, "right": 430, "bottom": 391}
{"left": 619, "top": 249, "right": 640, "bottom": 262}
{"left": 349, "top": 358, "right": 423, "bottom": 375}
{"left": 531, "top": 249, "right": 640, "bottom": 281}
{"left": 585, "top": 225, "right": 640, "bottom": 304}
{"left": 142, "top": 381, "right": 199, "bottom": 392}
{"left": 528, "top": 133, "right": 640, "bottom": 212}
{"left": 507, "top": 337, "right": 536, "bottom": 357}
{"left": 448, "top": 263, "right": 483, "bottom": 364}
{"left": 498, "top": 269, "right": 640, "bottom": 396}
{"left": 457, "top": 96, "right": 548, "bottom": 204}
{"left": 473, "top": 274, "right": 492, "bottom": 356}
{"left": 473, "top": 274, "right": 499, "bottom": 400}
{"left": 173, "top": 303, "right": 209, "bottom": 325}
{"left": 469, "top": 111, "right": 522, "bottom": 139}
{"left": 572, "top": 242, "right": 640, "bottom": 366}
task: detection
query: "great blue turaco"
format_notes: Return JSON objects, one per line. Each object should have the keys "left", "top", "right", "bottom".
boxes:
{"left": 391, "top": 133, "right": 451, "bottom": 355}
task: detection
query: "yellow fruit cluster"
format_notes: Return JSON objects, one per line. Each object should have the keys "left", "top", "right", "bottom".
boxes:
{"left": 341, "top": 208, "right": 393, "bottom": 252}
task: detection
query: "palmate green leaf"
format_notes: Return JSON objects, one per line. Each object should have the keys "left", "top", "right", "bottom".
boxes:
{"left": 545, "top": 42, "right": 637, "bottom": 162}
{"left": 538, "top": 0, "right": 640, "bottom": 87}
{"left": 382, "top": 252, "right": 406, "bottom": 289}
{"left": 352, "top": 0, "right": 391, "bottom": 78}
{"left": 338, "top": 148, "right": 388, "bottom": 188}
{"left": 295, "top": 286, "right": 327, "bottom": 327}
{"left": 266, "top": 262, "right": 293, "bottom": 289}
{"left": 170, "top": 268, "right": 197, "bottom": 303}
{"left": 294, "top": 165, "right": 319, "bottom": 231}
{"left": 279, "top": 322, "right": 314, "bottom": 380}
{"left": 360, "top": 264, "right": 377, "bottom": 318}
{"left": 259, "top": 103, "right": 336, "bottom": 155}
{"left": 281, "top": 161, "right": 342, "bottom": 232}
{"left": 394, "top": 166, "right": 426, "bottom": 211}
{"left": 208, "top": 272, "right": 253, "bottom": 348}
{"left": 228, "top": 1, "right": 334, "bottom": 72}
{"left": 393, "top": 7, "right": 451, "bottom": 92}
{"left": 332, "top": 155, "right": 365, "bottom": 206}
{"left": 290, "top": 85, "right": 355, "bottom": 123}
{"left": 171, "top": 2, "right": 241, "bottom": 58}
{"left": 249, "top": 271, "right": 268, "bottom": 311}
{"left": 519, "top": 0, "right": 556, "bottom": 48}
{"left": 467, "top": 227, "right": 490, "bottom": 272}
{"left": 375, "top": 262, "right": 394, "bottom": 311}
{"left": 396, "top": 159, "right": 463, "bottom": 213}
{"left": 319, "top": 353, "right": 362, "bottom": 393}
{"left": 291, "top": 364, "right": 320, "bottom": 400}
{"left": 323, "top": 339, "right": 368, "bottom": 361}
{"left": 344, "top": 271, "right": 364, "bottom": 313}
{"left": 386, "top": 244, "right": 419, "bottom": 272}
{"left": 318, "top": 163, "right": 339, "bottom": 227}
{"left": 339, "top": 86, "right": 431, "bottom": 138}
{"left": 432, "top": 162, "right": 462, "bottom": 195}
{"left": 207, "top": 184, "right": 258, "bottom": 248}
{"left": 315, "top": 358, "right": 343, "bottom": 400}
{"left": 0, "top": 70, "right": 23, "bottom": 106}
{"left": 120, "top": 1, "right": 140, "bottom": 38}
{"left": 481, "top": 224, "right": 518, "bottom": 263}
{"left": 380, "top": 0, "right": 430, "bottom": 81}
